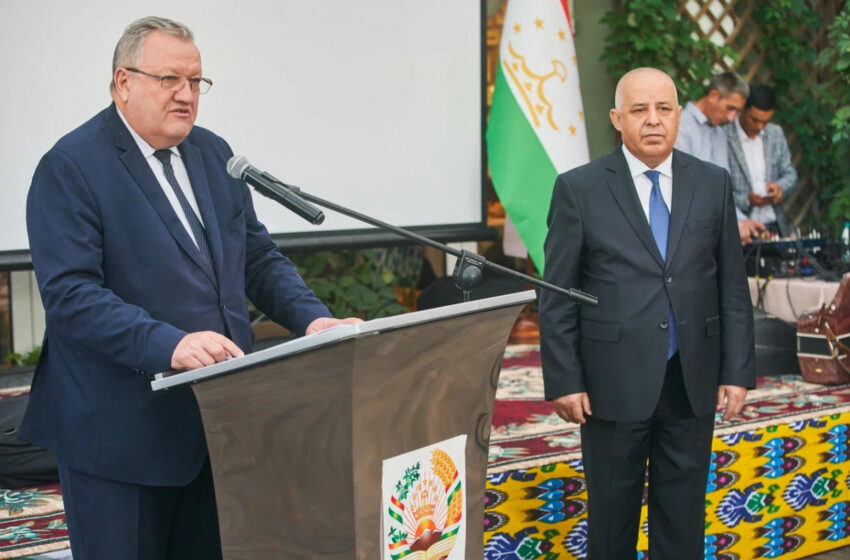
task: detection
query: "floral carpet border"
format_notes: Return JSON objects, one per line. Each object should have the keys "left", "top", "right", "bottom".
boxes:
{"left": 488, "top": 347, "right": 850, "bottom": 473}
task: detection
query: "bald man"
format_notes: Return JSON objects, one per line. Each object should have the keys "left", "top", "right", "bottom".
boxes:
{"left": 540, "top": 68, "right": 754, "bottom": 559}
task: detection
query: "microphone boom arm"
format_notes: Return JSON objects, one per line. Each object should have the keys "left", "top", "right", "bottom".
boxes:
{"left": 264, "top": 176, "right": 597, "bottom": 306}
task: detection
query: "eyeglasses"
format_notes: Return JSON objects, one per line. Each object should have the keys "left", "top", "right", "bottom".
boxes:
{"left": 124, "top": 67, "right": 213, "bottom": 94}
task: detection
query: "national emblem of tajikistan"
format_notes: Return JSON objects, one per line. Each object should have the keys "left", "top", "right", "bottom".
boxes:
{"left": 386, "top": 448, "right": 464, "bottom": 560}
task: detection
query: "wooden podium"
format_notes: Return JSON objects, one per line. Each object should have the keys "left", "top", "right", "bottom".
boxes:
{"left": 152, "top": 290, "right": 536, "bottom": 559}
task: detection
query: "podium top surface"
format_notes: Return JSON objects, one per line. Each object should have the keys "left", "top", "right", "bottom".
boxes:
{"left": 150, "top": 290, "right": 536, "bottom": 391}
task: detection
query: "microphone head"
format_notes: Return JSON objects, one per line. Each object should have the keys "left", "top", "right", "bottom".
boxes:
{"left": 226, "top": 155, "right": 250, "bottom": 180}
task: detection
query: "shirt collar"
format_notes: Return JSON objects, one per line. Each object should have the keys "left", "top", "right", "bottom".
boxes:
{"left": 621, "top": 144, "right": 673, "bottom": 180}
{"left": 735, "top": 116, "right": 762, "bottom": 142}
{"left": 115, "top": 106, "right": 180, "bottom": 159}
{"left": 685, "top": 101, "right": 709, "bottom": 126}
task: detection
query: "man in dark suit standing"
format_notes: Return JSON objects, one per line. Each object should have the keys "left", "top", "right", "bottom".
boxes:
{"left": 23, "top": 16, "right": 358, "bottom": 560}
{"left": 540, "top": 68, "right": 755, "bottom": 559}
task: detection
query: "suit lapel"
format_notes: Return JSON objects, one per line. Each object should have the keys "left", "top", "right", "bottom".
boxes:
{"left": 179, "top": 140, "right": 224, "bottom": 287}
{"left": 665, "top": 150, "right": 696, "bottom": 267}
{"left": 106, "top": 104, "right": 218, "bottom": 287}
{"left": 728, "top": 126, "right": 752, "bottom": 187}
{"left": 605, "top": 149, "right": 665, "bottom": 269}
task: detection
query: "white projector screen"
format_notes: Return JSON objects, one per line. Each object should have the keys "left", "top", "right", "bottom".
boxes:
{"left": 0, "top": 0, "right": 485, "bottom": 262}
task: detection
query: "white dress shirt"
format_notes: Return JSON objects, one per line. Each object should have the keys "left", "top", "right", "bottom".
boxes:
{"left": 621, "top": 144, "right": 673, "bottom": 223}
{"left": 735, "top": 117, "right": 775, "bottom": 224}
{"left": 116, "top": 107, "right": 205, "bottom": 248}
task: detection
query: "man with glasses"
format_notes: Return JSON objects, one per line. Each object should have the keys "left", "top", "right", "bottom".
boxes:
{"left": 23, "top": 16, "right": 356, "bottom": 559}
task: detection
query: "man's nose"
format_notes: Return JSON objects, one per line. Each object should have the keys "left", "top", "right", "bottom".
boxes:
{"left": 647, "top": 107, "right": 661, "bottom": 124}
{"left": 173, "top": 79, "right": 195, "bottom": 101}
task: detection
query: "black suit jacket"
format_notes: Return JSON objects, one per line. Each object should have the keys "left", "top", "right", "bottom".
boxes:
{"left": 540, "top": 147, "right": 755, "bottom": 422}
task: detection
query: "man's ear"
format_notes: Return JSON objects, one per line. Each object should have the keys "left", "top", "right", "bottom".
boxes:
{"left": 609, "top": 108, "right": 622, "bottom": 131}
{"left": 113, "top": 68, "right": 130, "bottom": 103}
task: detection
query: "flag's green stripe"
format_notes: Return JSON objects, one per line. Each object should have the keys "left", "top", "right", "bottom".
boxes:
{"left": 486, "top": 64, "right": 558, "bottom": 271}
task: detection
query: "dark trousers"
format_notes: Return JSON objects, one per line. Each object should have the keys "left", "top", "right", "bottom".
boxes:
{"left": 58, "top": 457, "right": 222, "bottom": 560}
{"left": 580, "top": 355, "right": 715, "bottom": 560}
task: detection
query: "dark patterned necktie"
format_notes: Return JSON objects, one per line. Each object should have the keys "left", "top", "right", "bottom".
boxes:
{"left": 153, "top": 149, "right": 212, "bottom": 268}
{"left": 645, "top": 169, "right": 678, "bottom": 359}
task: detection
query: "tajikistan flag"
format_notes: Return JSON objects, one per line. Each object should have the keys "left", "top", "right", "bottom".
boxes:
{"left": 487, "top": 0, "right": 589, "bottom": 270}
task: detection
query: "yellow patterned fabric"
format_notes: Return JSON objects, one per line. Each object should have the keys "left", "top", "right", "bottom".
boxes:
{"left": 485, "top": 413, "right": 850, "bottom": 559}
{"left": 484, "top": 346, "right": 850, "bottom": 559}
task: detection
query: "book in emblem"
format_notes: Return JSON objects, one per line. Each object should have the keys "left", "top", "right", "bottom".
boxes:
{"left": 382, "top": 435, "right": 467, "bottom": 560}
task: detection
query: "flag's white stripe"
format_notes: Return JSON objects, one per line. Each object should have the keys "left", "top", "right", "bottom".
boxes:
{"left": 499, "top": 0, "right": 589, "bottom": 172}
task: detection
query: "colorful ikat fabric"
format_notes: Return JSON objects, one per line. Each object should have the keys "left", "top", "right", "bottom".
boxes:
{"left": 484, "top": 346, "right": 850, "bottom": 559}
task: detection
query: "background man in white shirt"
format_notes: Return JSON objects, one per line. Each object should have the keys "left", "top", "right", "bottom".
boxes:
{"left": 726, "top": 83, "right": 797, "bottom": 234}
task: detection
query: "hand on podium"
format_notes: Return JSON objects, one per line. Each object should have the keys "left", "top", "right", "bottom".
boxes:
{"left": 171, "top": 331, "right": 245, "bottom": 370}
{"left": 306, "top": 316, "right": 363, "bottom": 335}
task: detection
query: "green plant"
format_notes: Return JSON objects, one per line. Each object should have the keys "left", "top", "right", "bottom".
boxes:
{"left": 815, "top": 3, "right": 850, "bottom": 226}
{"left": 8, "top": 346, "right": 41, "bottom": 368}
{"left": 289, "top": 250, "right": 407, "bottom": 320}
{"left": 753, "top": 1, "right": 850, "bottom": 232}
{"left": 601, "top": 0, "right": 736, "bottom": 101}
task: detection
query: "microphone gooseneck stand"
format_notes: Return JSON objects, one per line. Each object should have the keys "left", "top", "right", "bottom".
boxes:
{"left": 250, "top": 174, "right": 597, "bottom": 307}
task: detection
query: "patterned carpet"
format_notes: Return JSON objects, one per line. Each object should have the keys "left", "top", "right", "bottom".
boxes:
{"left": 2, "top": 347, "right": 850, "bottom": 559}
{"left": 0, "top": 485, "right": 67, "bottom": 558}
{"left": 0, "top": 387, "right": 68, "bottom": 559}
{"left": 484, "top": 345, "right": 850, "bottom": 560}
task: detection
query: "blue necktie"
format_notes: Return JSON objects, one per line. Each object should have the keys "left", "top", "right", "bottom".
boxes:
{"left": 153, "top": 149, "right": 213, "bottom": 269}
{"left": 645, "top": 170, "right": 678, "bottom": 359}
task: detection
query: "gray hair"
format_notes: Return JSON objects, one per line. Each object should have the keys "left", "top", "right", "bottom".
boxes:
{"left": 705, "top": 72, "right": 749, "bottom": 100}
{"left": 110, "top": 16, "right": 194, "bottom": 91}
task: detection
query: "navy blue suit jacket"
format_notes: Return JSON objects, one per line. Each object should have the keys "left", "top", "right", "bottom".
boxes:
{"left": 22, "top": 104, "right": 331, "bottom": 486}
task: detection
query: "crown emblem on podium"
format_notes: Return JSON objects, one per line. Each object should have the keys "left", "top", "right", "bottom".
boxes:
{"left": 386, "top": 448, "right": 463, "bottom": 559}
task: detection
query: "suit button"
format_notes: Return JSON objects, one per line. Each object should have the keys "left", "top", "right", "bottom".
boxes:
{"left": 219, "top": 303, "right": 226, "bottom": 311}
{"left": 660, "top": 322, "right": 668, "bottom": 330}
{"left": 665, "top": 276, "right": 673, "bottom": 284}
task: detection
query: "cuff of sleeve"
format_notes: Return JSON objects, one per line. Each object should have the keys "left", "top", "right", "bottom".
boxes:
{"left": 140, "top": 325, "right": 188, "bottom": 374}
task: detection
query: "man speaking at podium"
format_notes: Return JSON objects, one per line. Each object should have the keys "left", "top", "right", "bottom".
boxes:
{"left": 540, "top": 68, "right": 755, "bottom": 559}
{"left": 23, "top": 16, "right": 357, "bottom": 560}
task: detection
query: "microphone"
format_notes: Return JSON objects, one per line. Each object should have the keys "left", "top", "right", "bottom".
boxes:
{"left": 226, "top": 156, "right": 325, "bottom": 225}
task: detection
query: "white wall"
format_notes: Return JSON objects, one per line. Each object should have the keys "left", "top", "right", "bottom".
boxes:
{"left": 0, "top": 0, "right": 483, "bottom": 253}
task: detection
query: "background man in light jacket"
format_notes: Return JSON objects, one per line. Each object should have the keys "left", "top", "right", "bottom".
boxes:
{"left": 726, "top": 83, "right": 797, "bottom": 232}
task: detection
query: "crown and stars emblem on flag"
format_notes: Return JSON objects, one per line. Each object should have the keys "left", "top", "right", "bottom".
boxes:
{"left": 487, "top": 0, "right": 590, "bottom": 269}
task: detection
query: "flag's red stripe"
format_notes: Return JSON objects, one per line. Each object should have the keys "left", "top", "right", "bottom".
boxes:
{"left": 560, "top": 0, "right": 573, "bottom": 32}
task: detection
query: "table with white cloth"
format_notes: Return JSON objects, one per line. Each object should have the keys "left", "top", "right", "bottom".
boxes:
{"left": 749, "top": 276, "right": 840, "bottom": 324}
